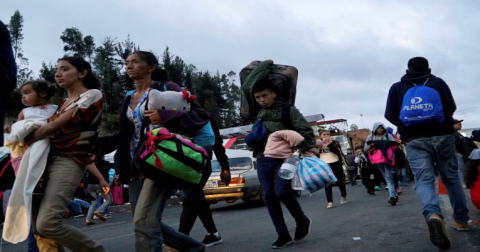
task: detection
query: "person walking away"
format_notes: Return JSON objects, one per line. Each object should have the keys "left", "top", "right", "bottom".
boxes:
{"left": 345, "top": 150, "right": 358, "bottom": 186}
{"left": 0, "top": 20, "right": 17, "bottom": 146}
{"left": 355, "top": 146, "right": 375, "bottom": 196}
{"left": 385, "top": 57, "right": 469, "bottom": 249}
{"left": 394, "top": 145, "right": 409, "bottom": 186}
{"left": 244, "top": 75, "right": 314, "bottom": 249}
{"left": 318, "top": 130, "right": 348, "bottom": 208}
{"left": 85, "top": 156, "right": 114, "bottom": 226}
{"left": 454, "top": 119, "right": 477, "bottom": 188}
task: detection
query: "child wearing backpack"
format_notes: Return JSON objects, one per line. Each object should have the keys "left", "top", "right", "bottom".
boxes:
{"left": 245, "top": 77, "right": 315, "bottom": 249}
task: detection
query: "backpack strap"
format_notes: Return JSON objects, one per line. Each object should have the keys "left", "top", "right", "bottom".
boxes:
{"left": 0, "top": 159, "right": 12, "bottom": 178}
{"left": 413, "top": 78, "right": 430, "bottom": 87}
{"left": 281, "top": 104, "right": 293, "bottom": 130}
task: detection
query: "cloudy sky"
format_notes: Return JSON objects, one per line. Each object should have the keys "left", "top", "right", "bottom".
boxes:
{"left": 2, "top": 0, "right": 480, "bottom": 131}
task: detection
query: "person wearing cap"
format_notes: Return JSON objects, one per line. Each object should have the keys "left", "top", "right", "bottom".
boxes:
{"left": 385, "top": 57, "right": 469, "bottom": 250}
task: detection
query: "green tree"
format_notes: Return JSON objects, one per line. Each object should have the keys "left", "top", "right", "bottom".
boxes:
{"left": 60, "top": 27, "right": 95, "bottom": 58}
{"left": 115, "top": 35, "right": 138, "bottom": 92}
{"left": 8, "top": 10, "right": 33, "bottom": 86}
{"left": 93, "top": 37, "right": 120, "bottom": 113}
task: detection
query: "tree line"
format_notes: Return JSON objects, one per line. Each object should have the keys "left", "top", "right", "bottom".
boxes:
{"left": 4, "top": 10, "right": 242, "bottom": 134}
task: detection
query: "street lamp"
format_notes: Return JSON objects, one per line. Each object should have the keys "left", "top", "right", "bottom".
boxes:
{"left": 360, "top": 114, "right": 365, "bottom": 128}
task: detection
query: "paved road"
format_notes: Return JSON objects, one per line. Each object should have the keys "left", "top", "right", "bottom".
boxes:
{"left": 2, "top": 181, "right": 480, "bottom": 252}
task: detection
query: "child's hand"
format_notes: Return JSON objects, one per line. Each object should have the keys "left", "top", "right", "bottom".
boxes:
{"left": 145, "top": 110, "right": 163, "bottom": 124}
{"left": 4, "top": 125, "right": 11, "bottom": 133}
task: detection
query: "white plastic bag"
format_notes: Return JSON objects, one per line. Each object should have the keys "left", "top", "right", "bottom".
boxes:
{"left": 298, "top": 157, "right": 337, "bottom": 193}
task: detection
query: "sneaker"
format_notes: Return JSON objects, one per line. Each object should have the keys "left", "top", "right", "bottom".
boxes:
{"left": 396, "top": 188, "right": 402, "bottom": 195}
{"left": 202, "top": 232, "right": 222, "bottom": 247}
{"left": 73, "top": 213, "right": 84, "bottom": 218}
{"left": 404, "top": 183, "right": 409, "bottom": 186}
{"left": 294, "top": 218, "right": 311, "bottom": 241}
{"left": 375, "top": 186, "right": 382, "bottom": 191}
{"left": 93, "top": 211, "right": 106, "bottom": 222}
{"left": 452, "top": 221, "right": 469, "bottom": 231}
{"left": 341, "top": 197, "right": 347, "bottom": 204}
{"left": 327, "top": 202, "right": 334, "bottom": 209}
{"left": 104, "top": 214, "right": 112, "bottom": 218}
{"left": 388, "top": 197, "right": 397, "bottom": 206}
{"left": 427, "top": 214, "right": 450, "bottom": 250}
{"left": 86, "top": 220, "right": 95, "bottom": 226}
{"left": 272, "top": 236, "right": 293, "bottom": 249}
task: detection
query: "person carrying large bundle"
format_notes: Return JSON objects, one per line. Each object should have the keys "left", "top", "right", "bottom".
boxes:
{"left": 242, "top": 60, "right": 315, "bottom": 249}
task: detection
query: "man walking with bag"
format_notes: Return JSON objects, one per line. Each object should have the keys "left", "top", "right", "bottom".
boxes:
{"left": 243, "top": 61, "right": 315, "bottom": 249}
{"left": 385, "top": 57, "right": 469, "bottom": 250}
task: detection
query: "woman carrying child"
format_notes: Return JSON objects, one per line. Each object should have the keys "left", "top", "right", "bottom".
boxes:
{"left": 23, "top": 57, "right": 108, "bottom": 251}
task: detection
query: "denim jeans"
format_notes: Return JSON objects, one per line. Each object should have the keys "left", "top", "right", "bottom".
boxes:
{"left": 376, "top": 163, "right": 397, "bottom": 198}
{"left": 257, "top": 157, "right": 308, "bottom": 237}
{"left": 27, "top": 223, "right": 40, "bottom": 252}
{"left": 457, "top": 153, "right": 465, "bottom": 183}
{"left": 69, "top": 198, "right": 90, "bottom": 214}
{"left": 405, "top": 134, "right": 469, "bottom": 223}
{"left": 129, "top": 178, "right": 204, "bottom": 252}
{"left": 397, "top": 167, "right": 410, "bottom": 183}
{"left": 86, "top": 184, "right": 113, "bottom": 221}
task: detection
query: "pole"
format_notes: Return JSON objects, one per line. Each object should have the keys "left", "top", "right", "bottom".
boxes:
{"left": 360, "top": 114, "right": 365, "bottom": 128}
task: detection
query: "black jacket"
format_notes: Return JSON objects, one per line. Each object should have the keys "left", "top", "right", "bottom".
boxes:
{"left": 385, "top": 72, "right": 456, "bottom": 142}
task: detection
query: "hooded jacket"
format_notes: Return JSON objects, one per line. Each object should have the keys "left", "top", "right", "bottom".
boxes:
{"left": 364, "top": 122, "right": 396, "bottom": 152}
{"left": 385, "top": 72, "right": 456, "bottom": 142}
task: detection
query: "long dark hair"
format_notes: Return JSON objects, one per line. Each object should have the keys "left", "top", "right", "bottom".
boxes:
{"left": 131, "top": 51, "right": 168, "bottom": 82}
{"left": 57, "top": 56, "right": 101, "bottom": 89}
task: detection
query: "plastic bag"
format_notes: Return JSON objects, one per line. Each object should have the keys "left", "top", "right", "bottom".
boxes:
{"left": 298, "top": 157, "right": 337, "bottom": 193}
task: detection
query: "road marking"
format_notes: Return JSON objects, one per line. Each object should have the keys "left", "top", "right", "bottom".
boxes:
{"left": 97, "top": 233, "right": 134, "bottom": 242}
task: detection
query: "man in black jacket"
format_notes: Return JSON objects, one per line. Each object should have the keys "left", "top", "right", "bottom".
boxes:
{"left": 0, "top": 21, "right": 17, "bottom": 146}
{"left": 385, "top": 57, "right": 469, "bottom": 250}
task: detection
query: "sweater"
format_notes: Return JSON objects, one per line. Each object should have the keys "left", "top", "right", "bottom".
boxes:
{"left": 264, "top": 130, "right": 304, "bottom": 159}
{"left": 385, "top": 72, "right": 456, "bottom": 142}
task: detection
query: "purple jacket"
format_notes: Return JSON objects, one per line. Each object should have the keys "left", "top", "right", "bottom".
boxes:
{"left": 97, "top": 81, "right": 211, "bottom": 184}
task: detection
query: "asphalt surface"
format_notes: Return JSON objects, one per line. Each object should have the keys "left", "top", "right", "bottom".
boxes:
{"left": 2, "top": 180, "right": 480, "bottom": 252}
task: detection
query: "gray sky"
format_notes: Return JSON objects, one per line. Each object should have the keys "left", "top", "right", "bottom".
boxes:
{"left": 2, "top": 0, "right": 480, "bottom": 132}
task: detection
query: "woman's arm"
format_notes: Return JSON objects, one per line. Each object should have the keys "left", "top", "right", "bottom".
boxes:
{"left": 24, "top": 108, "right": 76, "bottom": 146}
{"left": 86, "top": 163, "right": 110, "bottom": 194}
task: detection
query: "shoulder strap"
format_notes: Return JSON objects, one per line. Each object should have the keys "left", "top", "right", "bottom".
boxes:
{"left": 281, "top": 104, "right": 293, "bottom": 130}
{"left": 0, "top": 159, "right": 12, "bottom": 178}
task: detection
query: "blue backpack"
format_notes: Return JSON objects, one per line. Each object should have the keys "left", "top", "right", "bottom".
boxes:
{"left": 399, "top": 78, "right": 444, "bottom": 126}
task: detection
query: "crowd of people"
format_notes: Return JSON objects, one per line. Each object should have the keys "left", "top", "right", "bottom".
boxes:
{"left": 0, "top": 19, "right": 479, "bottom": 251}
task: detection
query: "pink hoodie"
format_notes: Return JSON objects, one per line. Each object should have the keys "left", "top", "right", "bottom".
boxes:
{"left": 264, "top": 130, "right": 324, "bottom": 159}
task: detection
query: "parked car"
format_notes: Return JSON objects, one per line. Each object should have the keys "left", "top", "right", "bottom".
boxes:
{"left": 203, "top": 149, "right": 302, "bottom": 205}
